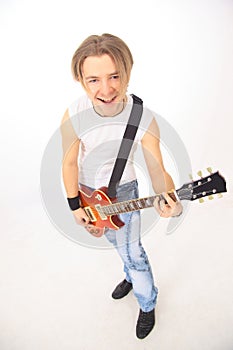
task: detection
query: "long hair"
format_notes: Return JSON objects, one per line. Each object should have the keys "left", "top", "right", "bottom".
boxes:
{"left": 71, "top": 33, "right": 134, "bottom": 94}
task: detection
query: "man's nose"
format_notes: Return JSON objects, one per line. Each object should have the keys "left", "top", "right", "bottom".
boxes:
{"left": 100, "top": 79, "right": 112, "bottom": 95}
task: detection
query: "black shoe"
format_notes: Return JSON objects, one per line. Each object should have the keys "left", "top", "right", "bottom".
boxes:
{"left": 112, "top": 279, "right": 133, "bottom": 299}
{"left": 136, "top": 309, "right": 155, "bottom": 339}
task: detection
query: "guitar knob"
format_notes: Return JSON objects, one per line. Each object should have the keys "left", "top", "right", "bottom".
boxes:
{"left": 217, "top": 193, "right": 223, "bottom": 198}
{"left": 197, "top": 170, "right": 203, "bottom": 177}
{"left": 189, "top": 174, "right": 193, "bottom": 180}
{"left": 208, "top": 195, "right": 214, "bottom": 200}
{"left": 207, "top": 167, "right": 213, "bottom": 174}
{"left": 199, "top": 198, "right": 204, "bottom": 203}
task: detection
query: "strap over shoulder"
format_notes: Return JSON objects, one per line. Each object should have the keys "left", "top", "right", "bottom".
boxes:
{"left": 107, "top": 94, "right": 143, "bottom": 198}
{"left": 131, "top": 94, "right": 143, "bottom": 105}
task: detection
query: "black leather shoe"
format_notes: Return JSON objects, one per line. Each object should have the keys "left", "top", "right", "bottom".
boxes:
{"left": 136, "top": 309, "right": 155, "bottom": 339}
{"left": 112, "top": 279, "right": 133, "bottom": 299}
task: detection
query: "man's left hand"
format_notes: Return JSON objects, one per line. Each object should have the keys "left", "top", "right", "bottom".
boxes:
{"left": 154, "top": 192, "right": 183, "bottom": 218}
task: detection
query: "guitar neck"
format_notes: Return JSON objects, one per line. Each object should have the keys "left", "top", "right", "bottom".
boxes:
{"left": 81, "top": 171, "right": 226, "bottom": 228}
{"left": 102, "top": 192, "right": 177, "bottom": 216}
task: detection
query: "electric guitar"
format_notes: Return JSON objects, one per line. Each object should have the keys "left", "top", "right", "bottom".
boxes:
{"left": 79, "top": 169, "right": 227, "bottom": 237}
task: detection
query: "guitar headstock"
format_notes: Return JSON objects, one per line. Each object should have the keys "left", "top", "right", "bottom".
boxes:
{"left": 177, "top": 168, "right": 227, "bottom": 202}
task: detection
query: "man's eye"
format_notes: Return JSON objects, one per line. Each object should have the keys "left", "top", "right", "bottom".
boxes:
{"left": 111, "top": 75, "right": 119, "bottom": 80}
{"left": 88, "top": 79, "right": 98, "bottom": 84}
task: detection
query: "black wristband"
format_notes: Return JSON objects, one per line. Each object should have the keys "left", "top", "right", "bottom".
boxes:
{"left": 67, "top": 195, "right": 81, "bottom": 211}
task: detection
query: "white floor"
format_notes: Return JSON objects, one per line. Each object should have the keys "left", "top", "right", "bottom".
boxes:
{"left": 1, "top": 191, "right": 233, "bottom": 350}
{"left": 1, "top": 1, "right": 233, "bottom": 349}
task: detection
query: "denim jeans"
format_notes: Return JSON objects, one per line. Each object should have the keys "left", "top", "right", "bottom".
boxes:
{"left": 105, "top": 180, "right": 158, "bottom": 312}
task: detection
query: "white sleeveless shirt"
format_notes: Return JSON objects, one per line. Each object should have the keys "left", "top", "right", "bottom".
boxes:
{"left": 68, "top": 95, "right": 154, "bottom": 189}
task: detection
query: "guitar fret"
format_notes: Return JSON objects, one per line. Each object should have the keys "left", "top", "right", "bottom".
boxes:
{"left": 112, "top": 205, "right": 118, "bottom": 214}
{"left": 136, "top": 200, "right": 143, "bottom": 209}
{"left": 105, "top": 206, "right": 114, "bottom": 215}
{"left": 125, "top": 203, "right": 132, "bottom": 212}
{"left": 146, "top": 197, "right": 154, "bottom": 207}
{"left": 129, "top": 201, "right": 136, "bottom": 210}
{"left": 120, "top": 203, "right": 126, "bottom": 211}
{"left": 141, "top": 199, "right": 146, "bottom": 207}
{"left": 115, "top": 203, "right": 122, "bottom": 213}
{"left": 133, "top": 200, "right": 140, "bottom": 210}
{"left": 105, "top": 206, "right": 111, "bottom": 215}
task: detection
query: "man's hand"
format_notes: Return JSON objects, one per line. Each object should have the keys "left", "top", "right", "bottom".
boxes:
{"left": 154, "top": 193, "right": 183, "bottom": 218}
{"left": 72, "top": 207, "right": 104, "bottom": 236}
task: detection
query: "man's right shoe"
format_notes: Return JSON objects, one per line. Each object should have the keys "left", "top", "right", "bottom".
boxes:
{"left": 112, "top": 279, "right": 133, "bottom": 299}
{"left": 136, "top": 308, "right": 155, "bottom": 339}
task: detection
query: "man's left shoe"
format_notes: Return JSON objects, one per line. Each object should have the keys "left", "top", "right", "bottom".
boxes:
{"left": 111, "top": 279, "right": 133, "bottom": 299}
{"left": 136, "top": 308, "right": 155, "bottom": 339}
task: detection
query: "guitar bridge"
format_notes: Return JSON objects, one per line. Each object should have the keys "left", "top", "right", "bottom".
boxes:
{"left": 84, "top": 207, "right": 97, "bottom": 222}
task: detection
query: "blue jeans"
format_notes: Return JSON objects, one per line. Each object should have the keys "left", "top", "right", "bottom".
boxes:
{"left": 105, "top": 180, "right": 158, "bottom": 312}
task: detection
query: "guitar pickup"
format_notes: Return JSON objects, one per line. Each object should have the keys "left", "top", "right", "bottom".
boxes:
{"left": 84, "top": 207, "right": 97, "bottom": 222}
{"left": 95, "top": 204, "right": 107, "bottom": 220}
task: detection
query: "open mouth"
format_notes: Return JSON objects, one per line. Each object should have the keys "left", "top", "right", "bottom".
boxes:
{"left": 97, "top": 96, "right": 117, "bottom": 104}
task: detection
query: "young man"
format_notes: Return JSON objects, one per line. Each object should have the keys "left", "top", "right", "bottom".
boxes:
{"left": 61, "top": 33, "right": 182, "bottom": 339}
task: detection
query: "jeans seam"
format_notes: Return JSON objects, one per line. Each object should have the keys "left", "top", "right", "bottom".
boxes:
{"left": 125, "top": 211, "right": 133, "bottom": 268}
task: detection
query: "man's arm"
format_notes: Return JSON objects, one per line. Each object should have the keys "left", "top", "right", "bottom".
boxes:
{"left": 141, "top": 118, "right": 182, "bottom": 217}
{"left": 60, "top": 110, "right": 90, "bottom": 225}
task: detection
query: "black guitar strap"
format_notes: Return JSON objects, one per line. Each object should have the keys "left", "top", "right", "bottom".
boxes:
{"left": 107, "top": 94, "right": 143, "bottom": 198}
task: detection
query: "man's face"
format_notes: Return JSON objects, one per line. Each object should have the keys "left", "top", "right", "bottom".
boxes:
{"left": 81, "top": 54, "right": 127, "bottom": 117}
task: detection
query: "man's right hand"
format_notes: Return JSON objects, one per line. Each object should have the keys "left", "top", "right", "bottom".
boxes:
{"left": 72, "top": 207, "right": 90, "bottom": 226}
{"left": 72, "top": 208, "right": 105, "bottom": 237}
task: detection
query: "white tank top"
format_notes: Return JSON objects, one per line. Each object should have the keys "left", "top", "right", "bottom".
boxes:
{"left": 68, "top": 94, "right": 154, "bottom": 189}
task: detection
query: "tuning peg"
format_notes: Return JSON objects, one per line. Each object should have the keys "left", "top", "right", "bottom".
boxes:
{"left": 207, "top": 167, "right": 213, "bottom": 174}
{"left": 197, "top": 170, "right": 203, "bottom": 177}
{"left": 208, "top": 195, "right": 214, "bottom": 200}
{"left": 217, "top": 193, "right": 223, "bottom": 199}
{"left": 199, "top": 198, "right": 204, "bottom": 203}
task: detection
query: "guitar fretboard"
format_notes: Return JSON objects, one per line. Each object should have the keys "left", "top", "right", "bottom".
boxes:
{"left": 100, "top": 190, "right": 178, "bottom": 216}
{"left": 101, "top": 195, "right": 158, "bottom": 216}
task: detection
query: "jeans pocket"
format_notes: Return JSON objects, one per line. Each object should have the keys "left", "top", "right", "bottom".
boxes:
{"left": 116, "top": 180, "right": 139, "bottom": 202}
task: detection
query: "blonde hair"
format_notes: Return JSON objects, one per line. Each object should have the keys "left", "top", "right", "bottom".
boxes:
{"left": 71, "top": 33, "right": 134, "bottom": 94}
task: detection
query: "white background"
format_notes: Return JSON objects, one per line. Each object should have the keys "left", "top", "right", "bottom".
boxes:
{"left": 0, "top": 0, "right": 233, "bottom": 349}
